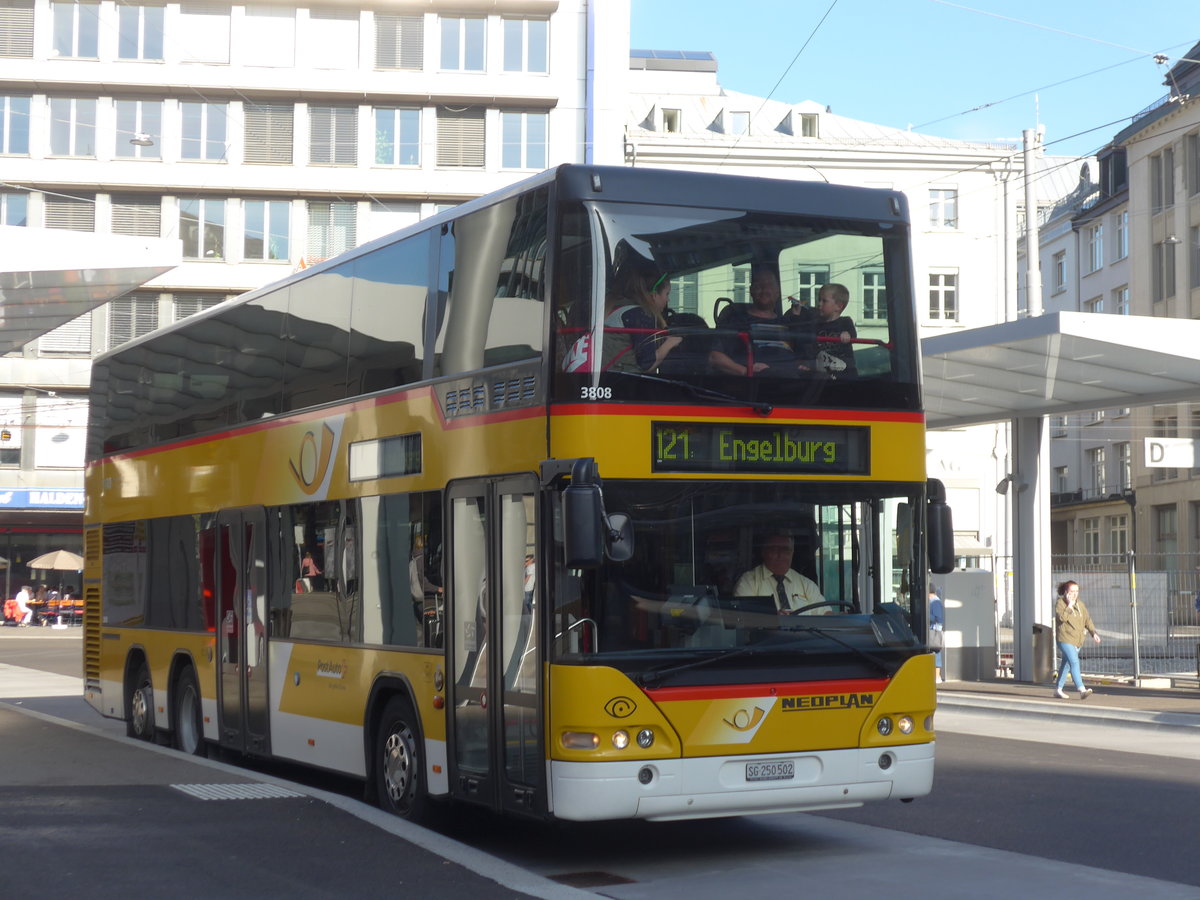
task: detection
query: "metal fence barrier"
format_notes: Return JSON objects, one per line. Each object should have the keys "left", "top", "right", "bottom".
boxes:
{"left": 989, "top": 553, "right": 1200, "bottom": 683}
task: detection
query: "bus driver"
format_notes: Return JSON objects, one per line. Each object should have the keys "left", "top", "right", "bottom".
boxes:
{"left": 733, "top": 533, "right": 824, "bottom": 614}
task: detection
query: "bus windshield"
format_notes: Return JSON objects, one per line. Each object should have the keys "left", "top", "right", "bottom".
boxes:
{"left": 554, "top": 198, "right": 918, "bottom": 409}
{"left": 552, "top": 480, "right": 925, "bottom": 684}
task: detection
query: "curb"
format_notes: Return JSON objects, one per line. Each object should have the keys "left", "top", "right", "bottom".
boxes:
{"left": 937, "top": 692, "right": 1200, "bottom": 733}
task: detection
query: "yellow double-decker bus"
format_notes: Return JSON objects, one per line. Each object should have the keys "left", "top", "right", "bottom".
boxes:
{"left": 83, "top": 165, "right": 953, "bottom": 822}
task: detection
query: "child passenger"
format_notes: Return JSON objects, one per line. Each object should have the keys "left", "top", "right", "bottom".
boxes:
{"left": 813, "top": 282, "right": 857, "bottom": 377}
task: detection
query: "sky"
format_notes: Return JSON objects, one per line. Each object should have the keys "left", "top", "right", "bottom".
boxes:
{"left": 629, "top": 0, "right": 1198, "bottom": 158}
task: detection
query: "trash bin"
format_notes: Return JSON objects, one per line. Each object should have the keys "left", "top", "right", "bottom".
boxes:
{"left": 1031, "top": 623, "right": 1054, "bottom": 683}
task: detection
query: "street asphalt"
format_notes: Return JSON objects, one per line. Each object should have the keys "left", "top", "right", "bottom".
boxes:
{"left": 2, "top": 625, "right": 1197, "bottom": 899}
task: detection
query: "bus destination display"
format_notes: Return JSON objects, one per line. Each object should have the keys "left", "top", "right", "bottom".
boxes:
{"left": 652, "top": 421, "right": 869, "bottom": 474}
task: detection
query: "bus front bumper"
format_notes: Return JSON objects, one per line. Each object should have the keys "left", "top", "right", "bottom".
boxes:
{"left": 549, "top": 741, "right": 934, "bottom": 821}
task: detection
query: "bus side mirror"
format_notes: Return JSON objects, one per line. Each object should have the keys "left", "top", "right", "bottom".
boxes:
{"left": 564, "top": 480, "right": 604, "bottom": 569}
{"left": 926, "top": 478, "right": 955, "bottom": 575}
{"left": 562, "top": 458, "right": 634, "bottom": 568}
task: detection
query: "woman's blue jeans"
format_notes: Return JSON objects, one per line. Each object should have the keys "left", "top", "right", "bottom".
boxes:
{"left": 1056, "top": 641, "right": 1085, "bottom": 691}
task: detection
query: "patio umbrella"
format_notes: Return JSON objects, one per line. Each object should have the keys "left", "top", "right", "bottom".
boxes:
{"left": 27, "top": 549, "right": 84, "bottom": 571}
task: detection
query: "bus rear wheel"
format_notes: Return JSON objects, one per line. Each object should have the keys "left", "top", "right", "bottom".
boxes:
{"left": 126, "top": 660, "right": 155, "bottom": 741}
{"left": 172, "top": 667, "right": 207, "bottom": 757}
{"left": 374, "top": 696, "right": 429, "bottom": 822}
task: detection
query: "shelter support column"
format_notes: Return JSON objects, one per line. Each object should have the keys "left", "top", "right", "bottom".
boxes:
{"left": 1010, "top": 414, "right": 1049, "bottom": 682}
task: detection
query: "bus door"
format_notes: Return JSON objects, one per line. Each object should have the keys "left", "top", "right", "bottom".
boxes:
{"left": 214, "top": 507, "right": 270, "bottom": 756}
{"left": 446, "top": 475, "right": 544, "bottom": 816}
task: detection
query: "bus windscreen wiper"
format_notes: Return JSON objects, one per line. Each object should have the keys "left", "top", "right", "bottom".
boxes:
{"left": 636, "top": 636, "right": 805, "bottom": 688}
{"left": 780, "top": 623, "right": 892, "bottom": 675}
{"left": 621, "top": 372, "right": 774, "bottom": 416}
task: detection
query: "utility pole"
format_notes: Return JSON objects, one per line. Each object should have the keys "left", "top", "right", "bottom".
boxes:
{"left": 1022, "top": 128, "right": 1042, "bottom": 318}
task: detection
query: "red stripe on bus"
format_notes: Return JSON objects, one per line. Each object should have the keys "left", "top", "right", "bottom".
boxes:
{"left": 552, "top": 404, "right": 924, "bottom": 423}
{"left": 643, "top": 678, "right": 891, "bottom": 702}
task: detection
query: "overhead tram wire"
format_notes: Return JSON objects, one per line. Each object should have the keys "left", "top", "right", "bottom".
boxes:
{"left": 715, "top": 0, "right": 840, "bottom": 168}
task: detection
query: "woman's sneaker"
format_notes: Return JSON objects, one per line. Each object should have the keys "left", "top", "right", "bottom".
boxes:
{"left": 1079, "top": 688, "right": 1093, "bottom": 699}
{"left": 1054, "top": 688, "right": 1067, "bottom": 699}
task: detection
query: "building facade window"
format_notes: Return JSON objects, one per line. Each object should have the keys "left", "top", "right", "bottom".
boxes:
{"left": 1188, "top": 131, "right": 1200, "bottom": 197}
{"left": 307, "top": 200, "right": 356, "bottom": 260}
{"left": 792, "top": 267, "right": 829, "bottom": 308}
{"left": 1, "top": 94, "right": 30, "bottom": 154}
{"left": 1081, "top": 517, "right": 1100, "bottom": 565}
{"left": 375, "top": 14, "right": 423, "bottom": 70}
{"left": 1051, "top": 250, "right": 1066, "bottom": 293}
{"left": 1108, "top": 514, "right": 1128, "bottom": 561}
{"left": 928, "top": 271, "right": 957, "bottom": 321}
{"left": 502, "top": 17, "right": 547, "bottom": 73}
{"left": 172, "top": 293, "right": 223, "bottom": 321}
{"left": 1084, "top": 295, "right": 1102, "bottom": 314}
{"left": 181, "top": 101, "right": 228, "bottom": 160}
{"left": 1116, "top": 441, "right": 1131, "bottom": 491}
{"left": 1, "top": 0, "right": 34, "bottom": 58}
{"left": 436, "top": 106, "right": 484, "bottom": 168}
{"left": 243, "top": 199, "right": 289, "bottom": 261}
{"left": 309, "top": 105, "right": 357, "bottom": 166}
{"left": 500, "top": 111, "right": 547, "bottom": 170}
{"left": 727, "top": 110, "right": 750, "bottom": 136}
{"left": 1151, "top": 148, "right": 1175, "bottom": 213}
{"left": 1053, "top": 466, "right": 1069, "bottom": 494}
{"left": 1086, "top": 223, "right": 1102, "bottom": 273}
{"left": 669, "top": 272, "right": 699, "bottom": 316}
{"left": 180, "top": 197, "right": 226, "bottom": 259}
{"left": 244, "top": 102, "right": 293, "bottom": 164}
{"left": 52, "top": 0, "right": 98, "bottom": 58}
{"left": 929, "top": 188, "right": 957, "bottom": 228}
{"left": 107, "top": 291, "right": 159, "bottom": 348}
{"left": 111, "top": 193, "right": 161, "bottom": 236}
{"left": 1152, "top": 239, "right": 1176, "bottom": 302}
{"left": 49, "top": 97, "right": 96, "bottom": 157}
{"left": 861, "top": 269, "right": 886, "bottom": 321}
{"left": 0, "top": 190, "right": 27, "bottom": 226}
{"left": 118, "top": 3, "right": 164, "bottom": 60}
{"left": 178, "top": 2, "right": 230, "bottom": 64}
{"left": 44, "top": 192, "right": 94, "bottom": 230}
{"left": 440, "top": 16, "right": 484, "bottom": 71}
{"left": 1087, "top": 446, "right": 1105, "bottom": 497}
{"left": 1112, "top": 285, "right": 1129, "bottom": 315}
{"left": 1192, "top": 226, "right": 1200, "bottom": 290}
{"left": 1113, "top": 210, "right": 1128, "bottom": 260}
{"left": 1153, "top": 504, "right": 1178, "bottom": 561}
{"left": 661, "top": 108, "right": 681, "bottom": 132}
{"left": 240, "top": 5, "right": 293, "bottom": 67}
{"left": 114, "top": 99, "right": 161, "bottom": 158}
{"left": 374, "top": 107, "right": 419, "bottom": 166}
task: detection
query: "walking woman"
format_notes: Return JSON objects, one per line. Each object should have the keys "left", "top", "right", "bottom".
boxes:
{"left": 1053, "top": 580, "right": 1101, "bottom": 699}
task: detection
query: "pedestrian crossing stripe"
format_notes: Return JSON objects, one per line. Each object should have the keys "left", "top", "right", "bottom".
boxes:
{"left": 171, "top": 783, "right": 304, "bottom": 801}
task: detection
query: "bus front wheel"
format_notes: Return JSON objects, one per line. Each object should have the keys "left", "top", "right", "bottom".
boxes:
{"left": 172, "top": 667, "right": 207, "bottom": 757}
{"left": 126, "top": 660, "right": 155, "bottom": 741}
{"left": 374, "top": 696, "right": 429, "bottom": 822}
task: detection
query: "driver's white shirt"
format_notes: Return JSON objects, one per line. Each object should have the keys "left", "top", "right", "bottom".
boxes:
{"left": 733, "top": 566, "right": 824, "bottom": 610}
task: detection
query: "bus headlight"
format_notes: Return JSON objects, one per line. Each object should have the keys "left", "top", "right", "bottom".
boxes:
{"left": 636, "top": 728, "right": 654, "bottom": 748}
{"left": 562, "top": 731, "right": 599, "bottom": 750}
{"left": 898, "top": 716, "right": 914, "bottom": 735}
{"left": 612, "top": 730, "right": 630, "bottom": 750}
{"left": 876, "top": 716, "right": 893, "bottom": 736}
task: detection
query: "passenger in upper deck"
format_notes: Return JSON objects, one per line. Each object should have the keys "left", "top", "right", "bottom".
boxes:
{"left": 600, "top": 256, "right": 682, "bottom": 374}
{"left": 813, "top": 282, "right": 858, "bottom": 378}
{"left": 709, "top": 263, "right": 814, "bottom": 376}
